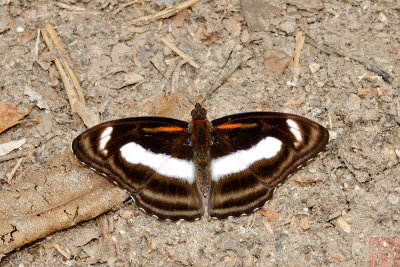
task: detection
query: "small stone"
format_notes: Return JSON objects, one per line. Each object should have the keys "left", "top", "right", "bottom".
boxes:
{"left": 286, "top": 96, "right": 305, "bottom": 106}
{"left": 395, "top": 149, "right": 400, "bottom": 158}
{"left": 352, "top": 241, "right": 363, "bottom": 256}
{"left": 377, "top": 12, "right": 387, "bottom": 23}
{"left": 16, "top": 26, "right": 24, "bottom": 32}
{"left": 275, "top": 239, "right": 282, "bottom": 252}
{"left": 382, "top": 146, "right": 397, "bottom": 161}
{"left": 309, "top": 62, "right": 320, "bottom": 73}
{"left": 348, "top": 93, "right": 361, "bottom": 111}
{"left": 329, "top": 131, "right": 337, "bottom": 140}
{"left": 241, "top": 30, "right": 250, "bottom": 43}
{"left": 279, "top": 20, "right": 296, "bottom": 34}
{"left": 388, "top": 194, "right": 400, "bottom": 205}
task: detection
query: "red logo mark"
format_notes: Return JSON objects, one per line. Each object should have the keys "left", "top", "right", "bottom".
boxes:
{"left": 369, "top": 237, "right": 400, "bottom": 266}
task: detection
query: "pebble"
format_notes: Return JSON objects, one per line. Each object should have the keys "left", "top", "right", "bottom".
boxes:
{"left": 348, "top": 93, "right": 361, "bottom": 111}
{"left": 352, "top": 241, "right": 363, "bottom": 256}
{"left": 388, "top": 194, "right": 400, "bottom": 205}
{"left": 275, "top": 239, "right": 282, "bottom": 252}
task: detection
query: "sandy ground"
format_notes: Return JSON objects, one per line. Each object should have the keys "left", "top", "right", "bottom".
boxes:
{"left": 1, "top": 0, "right": 399, "bottom": 266}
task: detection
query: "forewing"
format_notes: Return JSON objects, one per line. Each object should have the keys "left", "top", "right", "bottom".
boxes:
{"left": 72, "top": 117, "right": 204, "bottom": 221}
{"left": 208, "top": 112, "right": 329, "bottom": 219}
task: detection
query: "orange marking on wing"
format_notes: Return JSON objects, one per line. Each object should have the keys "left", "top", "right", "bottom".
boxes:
{"left": 155, "top": 126, "right": 184, "bottom": 132}
{"left": 142, "top": 126, "right": 184, "bottom": 133}
{"left": 216, "top": 123, "right": 242, "bottom": 129}
{"left": 216, "top": 122, "right": 257, "bottom": 129}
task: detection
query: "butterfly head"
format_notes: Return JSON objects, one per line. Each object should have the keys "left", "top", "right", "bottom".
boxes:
{"left": 191, "top": 103, "right": 207, "bottom": 120}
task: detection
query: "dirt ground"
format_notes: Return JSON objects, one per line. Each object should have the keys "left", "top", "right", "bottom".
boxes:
{"left": 1, "top": 0, "right": 399, "bottom": 266}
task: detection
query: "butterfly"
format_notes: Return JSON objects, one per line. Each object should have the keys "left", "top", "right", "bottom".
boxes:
{"left": 72, "top": 102, "right": 329, "bottom": 221}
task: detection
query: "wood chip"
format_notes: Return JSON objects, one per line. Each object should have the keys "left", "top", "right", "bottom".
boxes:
{"left": 0, "top": 139, "right": 26, "bottom": 157}
{"left": 46, "top": 242, "right": 72, "bottom": 260}
{"left": 7, "top": 157, "right": 23, "bottom": 183}
{"left": 336, "top": 217, "right": 351, "bottom": 233}
{"left": 161, "top": 36, "right": 200, "bottom": 69}
{"left": 132, "top": 0, "right": 201, "bottom": 24}
{"left": 261, "top": 220, "right": 274, "bottom": 234}
{"left": 291, "top": 31, "right": 305, "bottom": 86}
{"left": 286, "top": 96, "right": 305, "bottom": 106}
{"left": 299, "top": 216, "right": 310, "bottom": 230}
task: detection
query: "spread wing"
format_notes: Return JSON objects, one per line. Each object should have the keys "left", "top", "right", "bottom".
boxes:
{"left": 72, "top": 117, "right": 204, "bottom": 221}
{"left": 208, "top": 112, "right": 329, "bottom": 219}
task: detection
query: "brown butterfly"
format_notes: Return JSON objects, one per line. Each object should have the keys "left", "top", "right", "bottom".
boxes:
{"left": 72, "top": 102, "right": 329, "bottom": 221}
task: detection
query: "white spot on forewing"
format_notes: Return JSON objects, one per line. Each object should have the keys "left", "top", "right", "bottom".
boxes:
{"left": 101, "top": 126, "right": 113, "bottom": 139}
{"left": 99, "top": 127, "right": 113, "bottom": 155}
{"left": 287, "top": 119, "right": 302, "bottom": 142}
{"left": 211, "top": 137, "right": 282, "bottom": 181}
{"left": 120, "top": 142, "right": 194, "bottom": 183}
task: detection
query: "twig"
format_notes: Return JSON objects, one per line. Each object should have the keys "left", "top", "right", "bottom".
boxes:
{"left": 0, "top": 151, "right": 26, "bottom": 163}
{"left": 41, "top": 26, "right": 80, "bottom": 112}
{"left": 46, "top": 243, "right": 71, "bottom": 260}
{"left": 161, "top": 37, "right": 200, "bottom": 68}
{"left": 33, "top": 29, "right": 40, "bottom": 57}
{"left": 113, "top": 1, "right": 137, "bottom": 15}
{"left": 55, "top": 2, "right": 87, "bottom": 11}
{"left": 0, "top": 24, "right": 10, "bottom": 34}
{"left": 44, "top": 24, "right": 86, "bottom": 106}
{"left": 132, "top": 0, "right": 202, "bottom": 24}
{"left": 291, "top": 31, "right": 305, "bottom": 86}
{"left": 306, "top": 35, "right": 392, "bottom": 83}
{"left": 7, "top": 158, "right": 23, "bottom": 183}
{"left": 367, "top": 63, "right": 391, "bottom": 83}
{"left": 41, "top": 24, "right": 99, "bottom": 127}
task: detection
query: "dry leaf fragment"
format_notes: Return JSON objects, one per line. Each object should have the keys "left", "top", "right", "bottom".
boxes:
{"left": 0, "top": 139, "right": 26, "bottom": 157}
{"left": 72, "top": 228, "right": 100, "bottom": 247}
{"left": 256, "top": 205, "right": 278, "bottom": 221}
{"left": 358, "top": 88, "right": 375, "bottom": 97}
{"left": 24, "top": 84, "right": 50, "bottom": 109}
{"left": 263, "top": 48, "right": 292, "bottom": 77}
{"left": 223, "top": 18, "right": 241, "bottom": 37}
{"left": 171, "top": 9, "right": 189, "bottom": 27}
{"left": 120, "top": 72, "right": 144, "bottom": 88}
{"left": 74, "top": 102, "right": 100, "bottom": 128}
{"left": 0, "top": 104, "right": 33, "bottom": 134}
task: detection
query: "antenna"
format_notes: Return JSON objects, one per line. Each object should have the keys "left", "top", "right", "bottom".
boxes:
{"left": 149, "top": 61, "right": 195, "bottom": 106}
{"left": 199, "top": 50, "right": 233, "bottom": 105}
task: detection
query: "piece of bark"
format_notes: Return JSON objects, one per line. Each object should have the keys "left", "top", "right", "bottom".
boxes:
{"left": 0, "top": 149, "right": 129, "bottom": 255}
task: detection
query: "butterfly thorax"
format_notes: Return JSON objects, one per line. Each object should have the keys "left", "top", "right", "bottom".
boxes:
{"left": 190, "top": 103, "right": 212, "bottom": 196}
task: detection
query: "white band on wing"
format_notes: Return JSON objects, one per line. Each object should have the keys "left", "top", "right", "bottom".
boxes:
{"left": 120, "top": 142, "right": 195, "bottom": 183}
{"left": 210, "top": 137, "right": 282, "bottom": 181}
